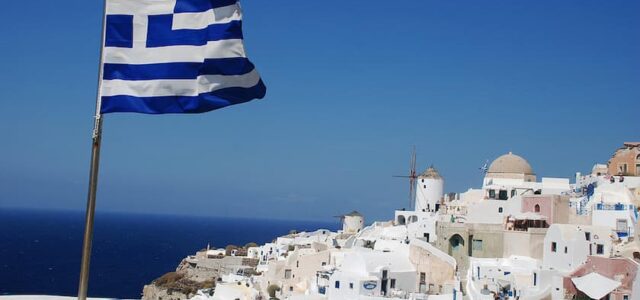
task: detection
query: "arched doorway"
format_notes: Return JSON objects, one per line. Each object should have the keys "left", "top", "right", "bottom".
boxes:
{"left": 448, "top": 234, "right": 465, "bottom": 256}
{"left": 397, "top": 215, "right": 406, "bottom": 225}
{"left": 534, "top": 204, "right": 541, "bottom": 213}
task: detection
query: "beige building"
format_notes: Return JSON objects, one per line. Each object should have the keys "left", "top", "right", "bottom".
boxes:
{"left": 261, "top": 242, "right": 332, "bottom": 298}
{"left": 409, "top": 239, "right": 458, "bottom": 294}
{"left": 608, "top": 142, "right": 640, "bottom": 176}
{"left": 503, "top": 214, "right": 548, "bottom": 260}
{"left": 435, "top": 222, "right": 505, "bottom": 273}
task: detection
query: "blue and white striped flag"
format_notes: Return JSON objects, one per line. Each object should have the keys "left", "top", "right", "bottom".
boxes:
{"left": 100, "top": 0, "right": 266, "bottom": 114}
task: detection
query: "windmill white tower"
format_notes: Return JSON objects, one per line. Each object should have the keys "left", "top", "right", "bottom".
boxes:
{"left": 415, "top": 165, "right": 444, "bottom": 212}
{"left": 339, "top": 211, "right": 364, "bottom": 234}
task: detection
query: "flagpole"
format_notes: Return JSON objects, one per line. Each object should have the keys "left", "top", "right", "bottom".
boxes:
{"left": 78, "top": 0, "right": 107, "bottom": 299}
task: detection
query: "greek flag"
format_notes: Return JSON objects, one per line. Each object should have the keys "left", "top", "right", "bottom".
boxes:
{"left": 100, "top": 0, "right": 266, "bottom": 114}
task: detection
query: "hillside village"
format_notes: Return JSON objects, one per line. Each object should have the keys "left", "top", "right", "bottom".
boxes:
{"left": 143, "top": 142, "right": 640, "bottom": 300}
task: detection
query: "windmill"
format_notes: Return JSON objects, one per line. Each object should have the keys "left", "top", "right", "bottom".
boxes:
{"left": 393, "top": 146, "right": 418, "bottom": 209}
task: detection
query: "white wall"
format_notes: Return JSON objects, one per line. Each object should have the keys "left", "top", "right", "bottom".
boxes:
{"left": 343, "top": 215, "right": 364, "bottom": 234}
{"left": 592, "top": 208, "right": 635, "bottom": 239}
{"left": 542, "top": 225, "right": 614, "bottom": 273}
{"left": 415, "top": 177, "right": 444, "bottom": 212}
{"left": 541, "top": 177, "right": 570, "bottom": 195}
{"left": 465, "top": 197, "right": 522, "bottom": 224}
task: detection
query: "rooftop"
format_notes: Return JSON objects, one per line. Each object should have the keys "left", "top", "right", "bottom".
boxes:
{"left": 487, "top": 152, "right": 534, "bottom": 175}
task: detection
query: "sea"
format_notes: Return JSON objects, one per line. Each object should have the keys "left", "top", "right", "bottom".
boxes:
{"left": 0, "top": 209, "right": 339, "bottom": 299}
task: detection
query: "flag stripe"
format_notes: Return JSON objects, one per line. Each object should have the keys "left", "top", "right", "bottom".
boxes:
{"left": 147, "top": 17, "right": 242, "bottom": 47}
{"left": 107, "top": 0, "right": 175, "bottom": 15}
{"left": 103, "top": 58, "right": 255, "bottom": 80}
{"left": 172, "top": 4, "right": 240, "bottom": 30}
{"left": 101, "top": 69, "right": 261, "bottom": 97}
{"left": 174, "top": 0, "right": 237, "bottom": 13}
{"left": 101, "top": 81, "right": 265, "bottom": 114}
{"left": 104, "top": 39, "right": 246, "bottom": 64}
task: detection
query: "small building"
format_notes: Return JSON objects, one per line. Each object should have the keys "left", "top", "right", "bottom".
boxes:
{"left": 563, "top": 256, "right": 640, "bottom": 300}
{"left": 340, "top": 211, "right": 364, "bottom": 234}
{"left": 503, "top": 213, "right": 549, "bottom": 260}
{"left": 325, "top": 248, "right": 417, "bottom": 299}
{"left": 435, "top": 221, "right": 505, "bottom": 274}
{"left": 467, "top": 256, "right": 550, "bottom": 299}
{"left": 521, "top": 194, "right": 572, "bottom": 225}
{"left": 589, "top": 183, "right": 638, "bottom": 239}
{"left": 409, "top": 239, "right": 458, "bottom": 294}
{"left": 415, "top": 166, "right": 444, "bottom": 213}
{"left": 542, "top": 224, "right": 617, "bottom": 274}
{"left": 394, "top": 210, "right": 438, "bottom": 243}
{"left": 608, "top": 142, "right": 640, "bottom": 176}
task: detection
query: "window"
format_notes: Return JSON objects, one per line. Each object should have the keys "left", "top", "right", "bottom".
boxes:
{"left": 321, "top": 262, "right": 327, "bottom": 266}
{"left": 585, "top": 232, "right": 591, "bottom": 241}
{"left": 534, "top": 204, "right": 541, "bottom": 213}
{"left": 424, "top": 233, "right": 430, "bottom": 242}
{"left": 564, "top": 247, "right": 568, "bottom": 254}
{"left": 617, "top": 219, "right": 628, "bottom": 233}
{"left": 620, "top": 163, "right": 628, "bottom": 174}
{"left": 284, "top": 269, "right": 292, "bottom": 279}
{"left": 489, "top": 189, "right": 496, "bottom": 199}
{"left": 424, "top": 185, "right": 426, "bottom": 189}
{"left": 289, "top": 286, "right": 293, "bottom": 292}
{"left": 349, "top": 283, "right": 353, "bottom": 289}
{"left": 498, "top": 207, "right": 503, "bottom": 213}
{"left": 420, "top": 272, "right": 426, "bottom": 283}
{"left": 551, "top": 242, "right": 557, "bottom": 252}
{"left": 473, "top": 239, "right": 483, "bottom": 251}
{"left": 335, "top": 281, "right": 340, "bottom": 289}
{"left": 597, "top": 244, "right": 604, "bottom": 255}
{"left": 390, "top": 279, "right": 396, "bottom": 289}
{"left": 511, "top": 189, "right": 517, "bottom": 197}
{"left": 498, "top": 190, "right": 508, "bottom": 200}
{"left": 296, "top": 261, "right": 299, "bottom": 268}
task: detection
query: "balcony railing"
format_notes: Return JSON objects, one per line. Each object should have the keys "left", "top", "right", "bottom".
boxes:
{"left": 595, "top": 203, "right": 635, "bottom": 211}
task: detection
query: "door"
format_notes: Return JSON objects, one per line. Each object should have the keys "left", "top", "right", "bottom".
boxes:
{"left": 381, "top": 270, "right": 388, "bottom": 295}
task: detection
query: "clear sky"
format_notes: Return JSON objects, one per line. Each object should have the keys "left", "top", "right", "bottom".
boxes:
{"left": 0, "top": 1, "right": 638, "bottom": 221}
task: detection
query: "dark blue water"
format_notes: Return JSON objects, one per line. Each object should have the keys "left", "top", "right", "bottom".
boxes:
{"left": 0, "top": 209, "right": 338, "bottom": 298}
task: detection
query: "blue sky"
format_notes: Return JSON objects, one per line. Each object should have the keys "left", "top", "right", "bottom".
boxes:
{"left": 0, "top": 1, "right": 638, "bottom": 221}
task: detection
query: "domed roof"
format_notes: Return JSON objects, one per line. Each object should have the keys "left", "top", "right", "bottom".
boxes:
{"left": 487, "top": 152, "right": 534, "bottom": 175}
{"left": 419, "top": 165, "right": 442, "bottom": 179}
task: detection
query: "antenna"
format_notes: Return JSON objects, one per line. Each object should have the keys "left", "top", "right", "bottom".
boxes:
{"left": 479, "top": 159, "right": 489, "bottom": 174}
{"left": 393, "top": 146, "right": 418, "bottom": 209}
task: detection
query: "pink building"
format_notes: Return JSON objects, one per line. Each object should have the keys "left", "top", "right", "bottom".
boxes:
{"left": 563, "top": 256, "right": 639, "bottom": 300}
{"left": 521, "top": 195, "right": 571, "bottom": 225}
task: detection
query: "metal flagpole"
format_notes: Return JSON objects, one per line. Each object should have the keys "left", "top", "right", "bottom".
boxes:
{"left": 78, "top": 0, "right": 107, "bottom": 299}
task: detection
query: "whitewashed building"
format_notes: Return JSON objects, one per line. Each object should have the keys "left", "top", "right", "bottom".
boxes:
{"left": 542, "top": 224, "right": 617, "bottom": 274}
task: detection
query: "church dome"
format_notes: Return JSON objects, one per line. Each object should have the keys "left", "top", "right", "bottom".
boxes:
{"left": 419, "top": 165, "right": 442, "bottom": 179}
{"left": 487, "top": 152, "right": 534, "bottom": 175}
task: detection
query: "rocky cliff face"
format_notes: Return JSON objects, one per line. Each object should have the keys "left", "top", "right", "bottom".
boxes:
{"left": 141, "top": 271, "right": 216, "bottom": 300}
{"left": 142, "top": 248, "right": 258, "bottom": 300}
